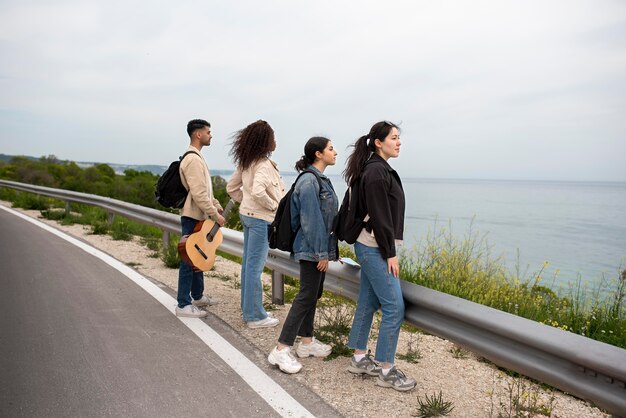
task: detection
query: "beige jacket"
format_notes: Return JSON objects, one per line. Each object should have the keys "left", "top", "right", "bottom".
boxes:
{"left": 227, "top": 158, "right": 285, "bottom": 222}
{"left": 179, "top": 146, "right": 222, "bottom": 221}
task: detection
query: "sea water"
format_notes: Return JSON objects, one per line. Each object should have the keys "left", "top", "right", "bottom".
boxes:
{"left": 278, "top": 173, "right": 626, "bottom": 290}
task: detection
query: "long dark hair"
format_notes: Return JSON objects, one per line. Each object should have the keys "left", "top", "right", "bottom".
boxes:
{"left": 229, "top": 120, "right": 275, "bottom": 171}
{"left": 294, "top": 136, "right": 331, "bottom": 172}
{"left": 343, "top": 121, "right": 400, "bottom": 185}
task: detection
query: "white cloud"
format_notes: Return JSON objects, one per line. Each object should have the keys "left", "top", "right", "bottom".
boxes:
{"left": 1, "top": 0, "right": 625, "bottom": 181}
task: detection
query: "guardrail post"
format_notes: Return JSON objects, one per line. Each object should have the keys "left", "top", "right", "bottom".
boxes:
{"left": 65, "top": 201, "right": 71, "bottom": 215}
{"left": 107, "top": 212, "right": 115, "bottom": 225}
{"left": 271, "top": 270, "right": 284, "bottom": 305}
{"left": 162, "top": 231, "right": 170, "bottom": 256}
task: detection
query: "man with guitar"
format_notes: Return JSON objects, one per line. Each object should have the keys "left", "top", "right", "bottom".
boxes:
{"left": 176, "top": 119, "right": 225, "bottom": 318}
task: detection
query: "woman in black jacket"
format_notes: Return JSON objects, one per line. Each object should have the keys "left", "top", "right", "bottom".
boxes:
{"left": 343, "top": 120, "right": 416, "bottom": 392}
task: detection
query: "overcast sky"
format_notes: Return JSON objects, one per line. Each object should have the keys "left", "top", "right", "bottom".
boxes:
{"left": 1, "top": 0, "right": 625, "bottom": 181}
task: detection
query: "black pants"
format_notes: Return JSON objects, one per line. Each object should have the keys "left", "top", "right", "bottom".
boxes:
{"left": 278, "top": 260, "right": 326, "bottom": 346}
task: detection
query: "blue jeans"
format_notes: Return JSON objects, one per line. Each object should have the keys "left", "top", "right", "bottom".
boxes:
{"left": 177, "top": 216, "right": 204, "bottom": 308}
{"left": 348, "top": 242, "right": 405, "bottom": 364}
{"left": 240, "top": 214, "right": 270, "bottom": 322}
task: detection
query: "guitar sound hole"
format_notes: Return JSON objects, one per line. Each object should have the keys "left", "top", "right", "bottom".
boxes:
{"left": 194, "top": 244, "right": 208, "bottom": 260}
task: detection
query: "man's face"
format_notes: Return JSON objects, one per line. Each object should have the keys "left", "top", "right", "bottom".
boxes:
{"left": 199, "top": 126, "right": 212, "bottom": 146}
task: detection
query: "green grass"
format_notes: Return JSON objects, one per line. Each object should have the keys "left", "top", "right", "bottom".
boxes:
{"left": 397, "top": 223, "right": 626, "bottom": 348}
{"left": 396, "top": 332, "right": 423, "bottom": 363}
{"left": 162, "top": 234, "right": 181, "bottom": 268}
{"left": 11, "top": 191, "right": 55, "bottom": 210}
{"left": 416, "top": 391, "right": 454, "bottom": 417}
{"left": 314, "top": 298, "right": 355, "bottom": 360}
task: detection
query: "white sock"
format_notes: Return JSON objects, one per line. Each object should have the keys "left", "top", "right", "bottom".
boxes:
{"left": 353, "top": 353, "right": 366, "bottom": 361}
{"left": 381, "top": 367, "right": 392, "bottom": 376}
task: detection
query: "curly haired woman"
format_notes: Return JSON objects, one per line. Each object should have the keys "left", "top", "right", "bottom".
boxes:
{"left": 227, "top": 120, "right": 285, "bottom": 328}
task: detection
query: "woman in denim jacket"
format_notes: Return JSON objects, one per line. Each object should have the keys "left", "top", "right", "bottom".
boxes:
{"left": 268, "top": 137, "right": 339, "bottom": 374}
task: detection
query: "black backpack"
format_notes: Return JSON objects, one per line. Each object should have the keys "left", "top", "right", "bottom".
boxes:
{"left": 334, "top": 176, "right": 366, "bottom": 244}
{"left": 268, "top": 169, "right": 323, "bottom": 252}
{"left": 154, "top": 151, "right": 198, "bottom": 209}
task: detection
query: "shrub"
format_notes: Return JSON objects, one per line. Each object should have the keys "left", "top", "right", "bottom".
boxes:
{"left": 162, "top": 234, "right": 181, "bottom": 269}
{"left": 416, "top": 391, "right": 454, "bottom": 417}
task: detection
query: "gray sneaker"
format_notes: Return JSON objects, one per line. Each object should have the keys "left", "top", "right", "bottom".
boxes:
{"left": 347, "top": 351, "right": 381, "bottom": 376}
{"left": 376, "top": 366, "right": 417, "bottom": 392}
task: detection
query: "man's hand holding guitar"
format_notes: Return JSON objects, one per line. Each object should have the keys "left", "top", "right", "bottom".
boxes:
{"left": 178, "top": 199, "right": 234, "bottom": 271}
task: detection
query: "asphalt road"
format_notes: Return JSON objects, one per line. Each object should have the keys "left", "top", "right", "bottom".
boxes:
{"left": 0, "top": 207, "right": 338, "bottom": 417}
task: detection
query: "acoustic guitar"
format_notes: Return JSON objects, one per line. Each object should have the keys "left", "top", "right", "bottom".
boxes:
{"left": 178, "top": 199, "right": 235, "bottom": 271}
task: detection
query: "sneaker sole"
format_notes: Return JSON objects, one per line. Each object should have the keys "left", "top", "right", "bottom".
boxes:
{"left": 176, "top": 312, "right": 208, "bottom": 318}
{"left": 268, "top": 356, "right": 302, "bottom": 374}
{"left": 247, "top": 320, "right": 279, "bottom": 329}
{"left": 376, "top": 379, "right": 416, "bottom": 392}
{"left": 192, "top": 302, "right": 216, "bottom": 307}
{"left": 347, "top": 366, "right": 379, "bottom": 376}
{"left": 296, "top": 350, "right": 332, "bottom": 358}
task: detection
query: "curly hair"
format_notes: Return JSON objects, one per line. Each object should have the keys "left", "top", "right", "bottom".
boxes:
{"left": 229, "top": 120, "right": 275, "bottom": 171}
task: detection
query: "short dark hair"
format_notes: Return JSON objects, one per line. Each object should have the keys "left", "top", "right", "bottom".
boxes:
{"left": 187, "top": 119, "right": 210, "bottom": 137}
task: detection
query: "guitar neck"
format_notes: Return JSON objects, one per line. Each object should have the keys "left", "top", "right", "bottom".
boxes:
{"left": 206, "top": 199, "right": 236, "bottom": 240}
{"left": 221, "top": 199, "right": 235, "bottom": 220}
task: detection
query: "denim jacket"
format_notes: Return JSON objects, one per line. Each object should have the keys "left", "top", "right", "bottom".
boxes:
{"left": 290, "top": 166, "right": 339, "bottom": 262}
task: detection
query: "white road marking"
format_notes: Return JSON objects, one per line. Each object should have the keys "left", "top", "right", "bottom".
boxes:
{"left": 0, "top": 205, "right": 314, "bottom": 418}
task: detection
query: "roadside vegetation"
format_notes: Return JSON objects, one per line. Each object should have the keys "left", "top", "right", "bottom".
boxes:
{"left": 1, "top": 155, "right": 624, "bottom": 350}
{"left": 398, "top": 225, "right": 625, "bottom": 348}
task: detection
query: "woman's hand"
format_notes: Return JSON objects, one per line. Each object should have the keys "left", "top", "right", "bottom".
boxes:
{"left": 387, "top": 256, "right": 399, "bottom": 277}
{"left": 317, "top": 259, "right": 329, "bottom": 272}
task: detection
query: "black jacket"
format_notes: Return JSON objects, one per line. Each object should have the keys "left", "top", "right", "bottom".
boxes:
{"left": 358, "top": 153, "right": 405, "bottom": 259}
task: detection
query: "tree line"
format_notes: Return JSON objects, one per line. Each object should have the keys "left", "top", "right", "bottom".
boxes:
{"left": 0, "top": 155, "right": 238, "bottom": 227}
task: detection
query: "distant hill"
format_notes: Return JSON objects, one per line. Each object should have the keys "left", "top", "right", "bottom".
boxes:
{"left": 0, "top": 154, "right": 39, "bottom": 163}
{"left": 0, "top": 153, "right": 168, "bottom": 175}
{"left": 75, "top": 161, "right": 170, "bottom": 175}
{"left": 0, "top": 153, "right": 235, "bottom": 177}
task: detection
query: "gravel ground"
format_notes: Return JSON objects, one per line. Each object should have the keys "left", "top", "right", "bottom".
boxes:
{"left": 4, "top": 201, "right": 610, "bottom": 418}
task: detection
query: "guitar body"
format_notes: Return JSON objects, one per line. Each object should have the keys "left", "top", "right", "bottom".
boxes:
{"left": 179, "top": 220, "right": 223, "bottom": 271}
{"left": 178, "top": 199, "right": 234, "bottom": 272}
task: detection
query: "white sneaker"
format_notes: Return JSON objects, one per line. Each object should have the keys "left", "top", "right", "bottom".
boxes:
{"left": 268, "top": 347, "right": 303, "bottom": 374}
{"left": 175, "top": 305, "right": 208, "bottom": 318}
{"left": 296, "top": 337, "right": 332, "bottom": 358}
{"left": 247, "top": 316, "right": 279, "bottom": 329}
{"left": 192, "top": 295, "right": 218, "bottom": 307}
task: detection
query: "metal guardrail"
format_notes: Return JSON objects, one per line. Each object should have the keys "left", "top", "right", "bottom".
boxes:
{"left": 1, "top": 179, "right": 625, "bottom": 417}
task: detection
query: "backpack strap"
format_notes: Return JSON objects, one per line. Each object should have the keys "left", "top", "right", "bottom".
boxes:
{"left": 178, "top": 151, "right": 202, "bottom": 192}
{"left": 294, "top": 169, "right": 324, "bottom": 192}
{"left": 291, "top": 169, "right": 325, "bottom": 236}
{"left": 180, "top": 150, "right": 200, "bottom": 161}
